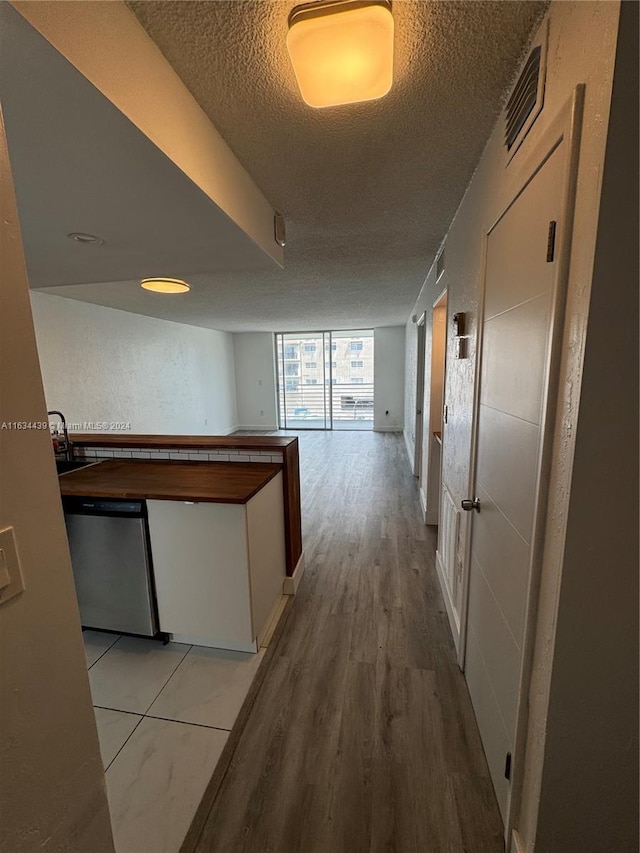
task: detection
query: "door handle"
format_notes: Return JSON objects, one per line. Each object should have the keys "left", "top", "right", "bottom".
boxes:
{"left": 461, "top": 498, "right": 481, "bottom": 513}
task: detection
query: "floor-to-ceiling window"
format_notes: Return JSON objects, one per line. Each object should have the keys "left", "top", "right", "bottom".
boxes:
{"left": 276, "top": 330, "right": 374, "bottom": 430}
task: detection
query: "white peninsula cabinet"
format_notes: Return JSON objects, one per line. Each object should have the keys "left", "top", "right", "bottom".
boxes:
{"left": 147, "top": 473, "right": 286, "bottom": 652}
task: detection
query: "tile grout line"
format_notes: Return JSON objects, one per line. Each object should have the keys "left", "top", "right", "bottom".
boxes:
{"left": 94, "top": 704, "right": 142, "bottom": 719}
{"left": 93, "top": 704, "right": 233, "bottom": 735}
{"left": 86, "top": 633, "right": 122, "bottom": 670}
{"left": 140, "top": 643, "right": 193, "bottom": 716}
{"left": 102, "top": 712, "right": 145, "bottom": 774}
{"left": 142, "top": 714, "right": 233, "bottom": 734}
{"left": 96, "top": 643, "right": 193, "bottom": 774}
{"left": 92, "top": 638, "right": 193, "bottom": 715}
{"left": 91, "top": 639, "right": 261, "bottom": 794}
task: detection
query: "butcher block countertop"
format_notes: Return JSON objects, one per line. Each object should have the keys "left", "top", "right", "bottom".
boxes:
{"left": 59, "top": 459, "right": 281, "bottom": 504}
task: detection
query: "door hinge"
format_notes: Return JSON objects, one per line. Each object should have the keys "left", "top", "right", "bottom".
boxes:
{"left": 505, "top": 751, "right": 512, "bottom": 780}
{"left": 546, "top": 220, "right": 557, "bottom": 262}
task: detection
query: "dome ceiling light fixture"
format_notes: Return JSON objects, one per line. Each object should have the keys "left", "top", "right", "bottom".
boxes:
{"left": 286, "top": 0, "right": 394, "bottom": 109}
{"left": 140, "top": 277, "right": 191, "bottom": 294}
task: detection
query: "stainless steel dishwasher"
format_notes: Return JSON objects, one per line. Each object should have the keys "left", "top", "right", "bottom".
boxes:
{"left": 63, "top": 496, "right": 159, "bottom": 637}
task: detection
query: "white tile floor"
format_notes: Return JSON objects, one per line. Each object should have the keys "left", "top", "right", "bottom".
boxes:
{"left": 85, "top": 631, "right": 265, "bottom": 853}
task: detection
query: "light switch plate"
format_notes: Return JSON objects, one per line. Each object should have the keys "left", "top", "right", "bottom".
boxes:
{"left": 455, "top": 337, "right": 467, "bottom": 359}
{"left": 0, "top": 526, "right": 25, "bottom": 605}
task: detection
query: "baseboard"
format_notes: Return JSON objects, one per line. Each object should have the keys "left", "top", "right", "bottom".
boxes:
{"left": 283, "top": 551, "right": 305, "bottom": 595}
{"left": 425, "top": 508, "right": 439, "bottom": 525}
{"left": 373, "top": 426, "right": 403, "bottom": 433}
{"left": 257, "top": 593, "right": 288, "bottom": 648}
{"left": 435, "top": 549, "right": 460, "bottom": 650}
{"left": 511, "top": 830, "right": 526, "bottom": 853}
{"left": 421, "top": 491, "right": 440, "bottom": 525}
{"left": 219, "top": 424, "right": 240, "bottom": 436}
{"left": 403, "top": 430, "right": 415, "bottom": 473}
{"left": 236, "top": 424, "right": 279, "bottom": 432}
{"left": 170, "top": 632, "right": 257, "bottom": 653}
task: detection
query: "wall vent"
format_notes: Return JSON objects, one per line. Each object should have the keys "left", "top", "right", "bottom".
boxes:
{"left": 504, "top": 21, "right": 548, "bottom": 160}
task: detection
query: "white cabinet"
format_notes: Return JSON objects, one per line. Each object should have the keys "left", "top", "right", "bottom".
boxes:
{"left": 147, "top": 473, "right": 285, "bottom": 652}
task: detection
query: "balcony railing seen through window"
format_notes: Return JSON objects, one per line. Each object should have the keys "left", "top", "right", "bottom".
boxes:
{"left": 276, "top": 330, "right": 374, "bottom": 430}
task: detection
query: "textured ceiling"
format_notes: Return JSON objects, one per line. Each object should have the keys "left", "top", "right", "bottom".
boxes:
{"left": 46, "top": 1, "right": 546, "bottom": 332}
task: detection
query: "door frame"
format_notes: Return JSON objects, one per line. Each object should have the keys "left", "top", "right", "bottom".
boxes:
{"left": 423, "top": 287, "right": 447, "bottom": 522}
{"left": 457, "top": 88, "right": 585, "bottom": 841}
{"left": 413, "top": 311, "right": 427, "bottom": 478}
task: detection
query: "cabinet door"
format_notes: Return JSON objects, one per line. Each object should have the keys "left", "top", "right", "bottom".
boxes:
{"left": 147, "top": 500, "right": 255, "bottom": 651}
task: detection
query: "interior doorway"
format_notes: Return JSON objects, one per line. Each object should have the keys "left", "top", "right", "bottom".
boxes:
{"left": 276, "top": 330, "right": 374, "bottom": 430}
{"left": 413, "top": 312, "right": 426, "bottom": 477}
{"left": 424, "top": 289, "right": 447, "bottom": 523}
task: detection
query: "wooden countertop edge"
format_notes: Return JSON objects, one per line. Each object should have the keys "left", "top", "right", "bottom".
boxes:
{"left": 69, "top": 433, "right": 297, "bottom": 450}
{"left": 59, "top": 462, "right": 282, "bottom": 505}
{"left": 59, "top": 487, "right": 263, "bottom": 504}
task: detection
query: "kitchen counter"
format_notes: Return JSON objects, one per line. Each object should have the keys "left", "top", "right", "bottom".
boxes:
{"left": 59, "top": 459, "right": 281, "bottom": 504}
{"left": 66, "top": 432, "right": 303, "bottom": 578}
{"left": 60, "top": 458, "right": 286, "bottom": 651}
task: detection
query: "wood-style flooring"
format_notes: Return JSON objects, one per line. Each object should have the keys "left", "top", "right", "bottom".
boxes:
{"left": 193, "top": 431, "right": 504, "bottom": 853}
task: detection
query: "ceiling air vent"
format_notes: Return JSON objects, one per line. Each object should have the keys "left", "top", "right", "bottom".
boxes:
{"left": 505, "top": 21, "right": 548, "bottom": 159}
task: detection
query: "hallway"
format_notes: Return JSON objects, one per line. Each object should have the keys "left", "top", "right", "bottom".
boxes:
{"left": 193, "top": 431, "right": 503, "bottom": 852}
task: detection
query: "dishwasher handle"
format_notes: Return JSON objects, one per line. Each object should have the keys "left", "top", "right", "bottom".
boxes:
{"left": 62, "top": 496, "right": 146, "bottom": 517}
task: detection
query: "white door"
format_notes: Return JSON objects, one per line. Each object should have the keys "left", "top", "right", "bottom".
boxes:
{"left": 462, "top": 95, "right": 582, "bottom": 826}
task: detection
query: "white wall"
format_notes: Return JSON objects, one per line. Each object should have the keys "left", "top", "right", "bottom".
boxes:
{"left": 232, "top": 327, "right": 405, "bottom": 432}
{"left": 1, "top": 113, "right": 113, "bottom": 852}
{"left": 373, "top": 326, "right": 405, "bottom": 431}
{"left": 403, "top": 2, "right": 626, "bottom": 849}
{"left": 233, "top": 333, "right": 278, "bottom": 430}
{"left": 30, "top": 292, "right": 238, "bottom": 435}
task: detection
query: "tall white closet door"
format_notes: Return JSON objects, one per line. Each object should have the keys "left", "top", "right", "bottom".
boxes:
{"left": 465, "top": 142, "right": 566, "bottom": 821}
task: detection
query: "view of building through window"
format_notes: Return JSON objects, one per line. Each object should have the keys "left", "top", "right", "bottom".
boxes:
{"left": 275, "top": 330, "right": 374, "bottom": 429}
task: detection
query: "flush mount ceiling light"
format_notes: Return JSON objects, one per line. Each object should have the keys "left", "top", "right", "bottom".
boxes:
{"left": 287, "top": 0, "right": 394, "bottom": 109}
{"left": 140, "top": 277, "right": 190, "bottom": 294}
{"left": 67, "top": 231, "right": 105, "bottom": 245}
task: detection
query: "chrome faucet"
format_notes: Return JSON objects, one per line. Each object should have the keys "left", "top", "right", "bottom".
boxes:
{"left": 48, "top": 410, "right": 72, "bottom": 461}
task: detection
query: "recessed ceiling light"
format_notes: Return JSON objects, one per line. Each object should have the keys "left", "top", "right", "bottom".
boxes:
{"left": 140, "top": 277, "right": 191, "bottom": 294}
{"left": 287, "top": 0, "right": 394, "bottom": 109}
{"left": 68, "top": 232, "right": 105, "bottom": 245}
